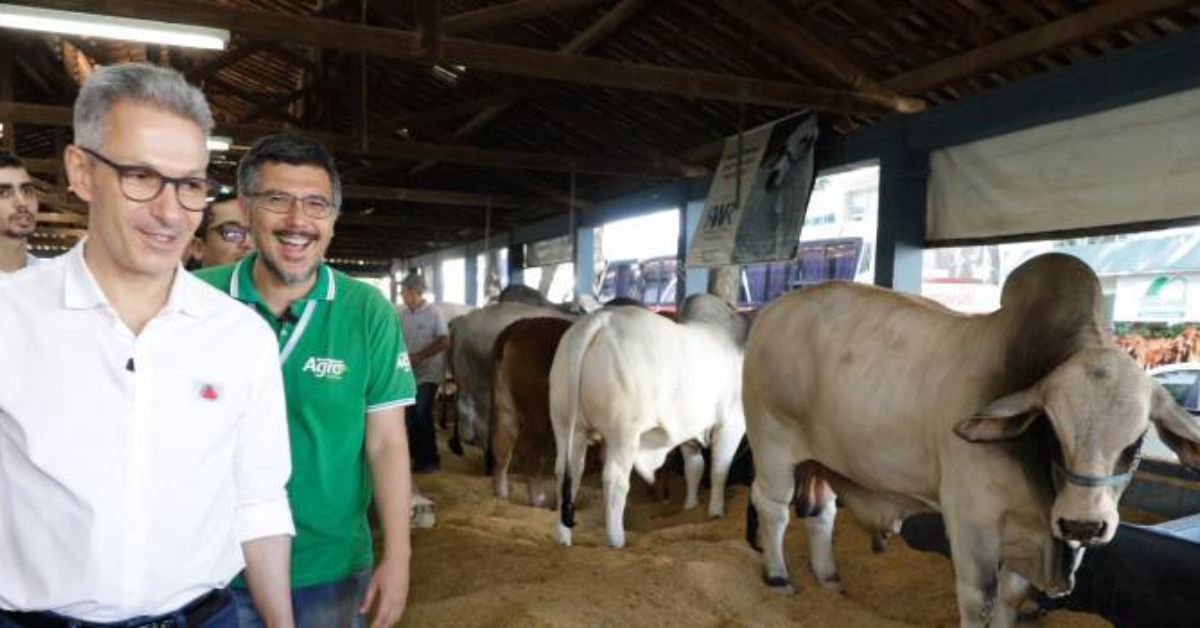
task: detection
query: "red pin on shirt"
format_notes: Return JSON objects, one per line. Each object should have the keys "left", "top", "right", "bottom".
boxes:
{"left": 200, "top": 384, "right": 219, "bottom": 401}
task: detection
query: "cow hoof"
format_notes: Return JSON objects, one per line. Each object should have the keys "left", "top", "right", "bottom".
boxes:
{"left": 819, "top": 574, "right": 845, "bottom": 594}
{"left": 763, "top": 575, "right": 794, "bottom": 596}
{"left": 607, "top": 533, "right": 626, "bottom": 548}
{"left": 684, "top": 497, "right": 699, "bottom": 510}
{"left": 448, "top": 438, "right": 464, "bottom": 456}
{"left": 871, "top": 532, "right": 889, "bottom": 553}
{"left": 555, "top": 523, "right": 573, "bottom": 546}
{"left": 708, "top": 505, "right": 724, "bottom": 519}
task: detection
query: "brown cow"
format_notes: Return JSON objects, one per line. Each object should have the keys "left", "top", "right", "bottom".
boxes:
{"left": 490, "top": 317, "right": 575, "bottom": 507}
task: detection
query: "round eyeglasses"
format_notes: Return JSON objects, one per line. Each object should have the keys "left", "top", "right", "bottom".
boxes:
{"left": 249, "top": 191, "right": 336, "bottom": 219}
{"left": 79, "top": 146, "right": 213, "bottom": 212}
{"left": 210, "top": 222, "right": 250, "bottom": 244}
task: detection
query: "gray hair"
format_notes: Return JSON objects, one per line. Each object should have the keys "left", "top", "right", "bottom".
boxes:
{"left": 73, "top": 63, "right": 213, "bottom": 150}
{"left": 237, "top": 133, "right": 342, "bottom": 210}
{"left": 400, "top": 271, "right": 427, "bottom": 293}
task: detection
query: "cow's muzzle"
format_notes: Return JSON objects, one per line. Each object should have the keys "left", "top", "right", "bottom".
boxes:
{"left": 1057, "top": 518, "right": 1108, "bottom": 544}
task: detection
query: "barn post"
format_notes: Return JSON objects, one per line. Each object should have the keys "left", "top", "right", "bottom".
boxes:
{"left": 464, "top": 252, "right": 478, "bottom": 306}
{"left": 874, "top": 146, "right": 928, "bottom": 293}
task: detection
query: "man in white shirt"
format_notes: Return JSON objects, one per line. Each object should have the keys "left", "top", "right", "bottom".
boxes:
{"left": 0, "top": 151, "right": 43, "bottom": 275}
{"left": 398, "top": 272, "right": 449, "bottom": 473}
{"left": 0, "top": 63, "right": 295, "bottom": 627}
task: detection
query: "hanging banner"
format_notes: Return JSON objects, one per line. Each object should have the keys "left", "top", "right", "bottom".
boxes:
{"left": 524, "top": 234, "right": 572, "bottom": 267}
{"left": 687, "top": 113, "right": 819, "bottom": 267}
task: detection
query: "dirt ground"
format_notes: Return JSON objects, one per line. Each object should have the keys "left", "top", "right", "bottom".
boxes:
{"left": 399, "top": 437, "right": 1109, "bottom": 628}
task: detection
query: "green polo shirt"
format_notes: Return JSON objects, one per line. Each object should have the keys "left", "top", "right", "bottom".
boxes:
{"left": 196, "top": 253, "right": 417, "bottom": 586}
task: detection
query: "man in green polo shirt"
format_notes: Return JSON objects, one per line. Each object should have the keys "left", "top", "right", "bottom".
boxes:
{"left": 197, "top": 134, "right": 415, "bottom": 628}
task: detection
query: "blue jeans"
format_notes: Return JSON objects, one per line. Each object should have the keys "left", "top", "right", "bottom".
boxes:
{"left": 233, "top": 570, "right": 371, "bottom": 628}
{"left": 0, "top": 590, "right": 236, "bottom": 628}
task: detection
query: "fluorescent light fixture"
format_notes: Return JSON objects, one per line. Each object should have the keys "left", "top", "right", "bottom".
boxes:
{"left": 206, "top": 136, "right": 232, "bottom": 152}
{"left": 0, "top": 4, "right": 229, "bottom": 50}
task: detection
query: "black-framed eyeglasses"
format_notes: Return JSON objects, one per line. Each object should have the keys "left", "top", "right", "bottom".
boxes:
{"left": 78, "top": 146, "right": 213, "bottom": 212}
{"left": 249, "top": 190, "right": 336, "bottom": 219}
{"left": 210, "top": 222, "right": 250, "bottom": 244}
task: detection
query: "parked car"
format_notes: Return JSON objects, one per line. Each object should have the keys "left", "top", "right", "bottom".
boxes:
{"left": 1144, "top": 362, "right": 1200, "bottom": 462}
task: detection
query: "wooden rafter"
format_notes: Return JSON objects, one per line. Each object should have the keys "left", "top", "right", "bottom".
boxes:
{"left": 414, "top": 0, "right": 442, "bottom": 59}
{"left": 409, "top": 0, "right": 651, "bottom": 175}
{"left": 442, "top": 0, "right": 606, "bottom": 34}
{"left": 374, "top": 90, "right": 525, "bottom": 134}
{"left": 5, "top": 0, "right": 912, "bottom": 114}
{"left": 713, "top": 0, "right": 922, "bottom": 113}
{"left": 238, "top": 84, "right": 316, "bottom": 124}
{"left": 0, "top": 102, "right": 702, "bottom": 178}
{"left": 185, "top": 41, "right": 267, "bottom": 81}
{"left": 342, "top": 184, "right": 562, "bottom": 210}
{"left": 886, "top": 0, "right": 1194, "bottom": 93}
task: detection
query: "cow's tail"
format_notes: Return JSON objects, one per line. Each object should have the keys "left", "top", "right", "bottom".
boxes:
{"left": 560, "top": 311, "right": 610, "bottom": 530}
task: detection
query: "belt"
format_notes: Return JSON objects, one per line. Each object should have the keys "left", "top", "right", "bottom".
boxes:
{"left": 0, "top": 589, "right": 231, "bottom": 628}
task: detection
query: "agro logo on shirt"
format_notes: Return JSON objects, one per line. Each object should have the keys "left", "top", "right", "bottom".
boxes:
{"left": 302, "top": 356, "right": 348, "bottom": 380}
{"left": 396, "top": 351, "right": 412, "bottom": 372}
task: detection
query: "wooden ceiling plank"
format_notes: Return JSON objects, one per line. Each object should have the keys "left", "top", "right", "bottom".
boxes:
{"left": 4, "top": 0, "right": 906, "bottom": 114}
{"left": 713, "top": 0, "right": 923, "bottom": 113}
{"left": 0, "top": 102, "right": 700, "bottom": 178}
{"left": 186, "top": 41, "right": 268, "bottom": 81}
{"left": 886, "top": 0, "right": 1193, "bottom": 93}
{"left": 238, "top": 84, "right": 316, "bottom": 124}
{"left": 343, "top": 184, "right": 556, "bottom": 209}
{"left": 442, "top": 0, "right": 606, "bottom": 35}
{"left": 375, "top": 90, "right": 524, "bottom": 134}
{"left": 408, "top": 0, "right": 651, "bottom": 175}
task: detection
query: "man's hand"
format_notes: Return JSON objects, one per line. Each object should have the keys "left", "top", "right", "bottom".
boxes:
{"left": 360, "top": 553, "right": 410, "bottom": 628}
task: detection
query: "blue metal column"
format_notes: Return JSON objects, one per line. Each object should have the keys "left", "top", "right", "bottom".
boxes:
{"left": 874, "top": 147, "right": 928, "bottom": 293}
{"left": 574, "top": 226, "right": 596, "bottom": 299}
{"left": 683, "top": 199, "right": 710, "bottom": 296}
{"left": 464, "top": 253, "right": 478, "bottom": 305}
{"left": 508, "top": 243, "right": 525, "bottom": 286}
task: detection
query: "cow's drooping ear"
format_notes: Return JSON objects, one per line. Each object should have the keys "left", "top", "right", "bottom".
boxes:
{"left": 1150, "top": 382, "right": 1200, "bottom": 472}
{"left": 954, "top": 388, "right": 1043, "bottom": 443}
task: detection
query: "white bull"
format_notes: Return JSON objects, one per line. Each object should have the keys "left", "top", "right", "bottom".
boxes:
{"left": 551, "top": 294, "right": 748, "bottom": 548}
{"left": 743, "top": 253, "right": 1200, "bottom": 627}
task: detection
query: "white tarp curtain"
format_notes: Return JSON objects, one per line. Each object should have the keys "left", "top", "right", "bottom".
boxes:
{"left": 927, "top": 86, "right": 1200, "bottom": 242}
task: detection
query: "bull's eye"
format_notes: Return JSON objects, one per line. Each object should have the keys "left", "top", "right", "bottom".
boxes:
{"left": 1117, "top": 433, "right": 1146, "bottom": 473}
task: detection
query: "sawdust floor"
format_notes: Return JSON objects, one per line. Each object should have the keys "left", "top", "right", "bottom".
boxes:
{"left": 400, "top": 438, "right": 1109, "bottom": 628}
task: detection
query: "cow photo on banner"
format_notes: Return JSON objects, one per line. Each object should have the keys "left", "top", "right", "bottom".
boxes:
{"left": 687, "top": 112, "right": 819, "bottom": 267}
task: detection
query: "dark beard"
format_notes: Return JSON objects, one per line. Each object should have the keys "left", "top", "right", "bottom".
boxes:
{"left": 260, "top": 248, "right": 318, "bottom": 286}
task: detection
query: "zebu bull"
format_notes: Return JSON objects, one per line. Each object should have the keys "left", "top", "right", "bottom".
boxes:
{"left": 551, "top": 294, "right": 749, "bottom": 548}
{"left": 743, "top": 253, "right": 1200, "bottom": 627}
{"left": 451, "top": 302, "right": 574, "bottom": 447}
{"left": 490, "top": 317, "right": 575, "bottom": 507}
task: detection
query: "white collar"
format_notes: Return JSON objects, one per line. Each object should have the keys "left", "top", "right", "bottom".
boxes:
{"left": 61, "top": 239, "right": 208, "bottom": 318}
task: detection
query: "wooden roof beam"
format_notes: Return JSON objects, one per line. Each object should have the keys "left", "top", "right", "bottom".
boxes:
{"left": 713, "top": 0, "right": 923, "bottom": 113}
{"left": 0, "top": 102, "right": 701, "bottom": 178}
{"left": 414, "top": 0, "right": 442, "bottom": 60}
{"left": 886, "top": 0, "right": 1194, "bottom": 93}
{"left": 238, "top": 84, "right": 316, "bottom": 124}
{"left": 409, "top": 0, "right": 650, "bottom": 175}
{"left": 185, "top": 41, "right": 268, "bottom": 82}
{"left": 375, "top": 90, "right": 525, "bottom": 134}
{"left": 342, "top": 184, "right": 560, "bottom": 210}
{"left": 5, "top": 0, "right": 909, "bottom": 114}
{"left": 442, "top": 0, "right": 607, "bottom": 35}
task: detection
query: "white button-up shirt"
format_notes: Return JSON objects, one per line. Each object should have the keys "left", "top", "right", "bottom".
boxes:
{"left": 0, "top": 251, "right": 45, "bottom": 279}
{"left": 0, "top": 242, "right": 294, "bottom": 621}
